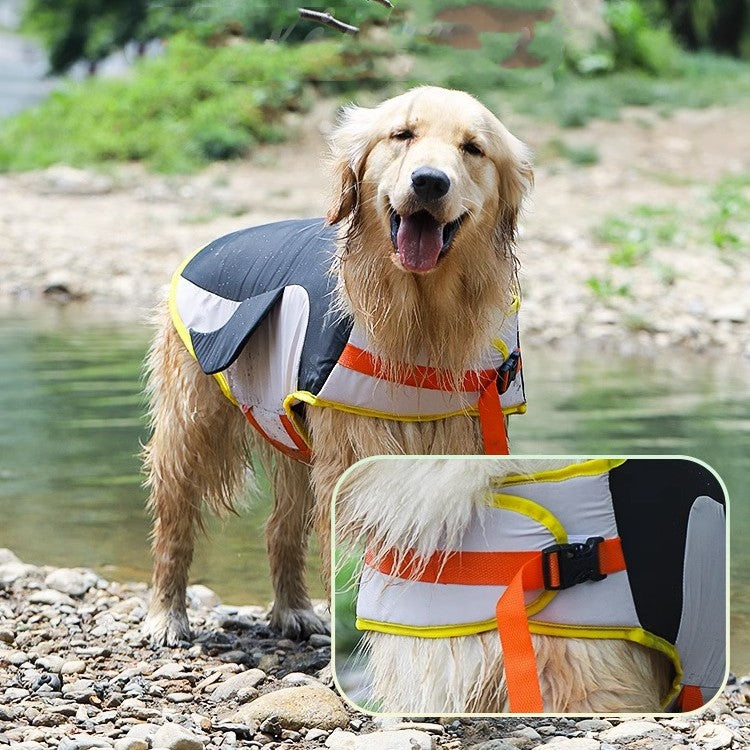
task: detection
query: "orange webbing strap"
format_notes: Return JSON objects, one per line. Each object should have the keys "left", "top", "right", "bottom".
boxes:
{"left": 497, "top": 557, "right": 545, "bottom": 711}
{"left": 241, "top": 406, "right": 311, "bottom": 463}
{"left": 676, "top": 684, "right": 705, "bottom": 712}
{"left": 478, "top": 377, "right": 509, "bottom": 454}
{"left": 366, "top": 538, "right": 626, "bottom": 712}
{"left": 337, "top": 343, "right": 499, "bottom": 392}
{"left": 366, "top": 538, "right": 625, "bottom": 590}
{"left": 337, "top": 344, "right": 508, "bottom": 454}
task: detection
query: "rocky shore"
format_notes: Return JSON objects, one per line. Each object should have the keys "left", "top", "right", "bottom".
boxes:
{"left": 0, "top": 104, "right": 748, "bottom": 357}
{"left": 1, "top": 549, "right": 748, "bottom": 750}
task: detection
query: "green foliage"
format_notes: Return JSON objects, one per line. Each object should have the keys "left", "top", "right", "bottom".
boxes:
{"left": 605, "top": 0, "right": 682, "bottom": 74}
{"left": 22, "top": 0, "right": 148, "bottom": 73}
{"left": 595, "top": 205, "right": 679, "bottom": 273}
{"left": 705, "top": 174, "right": 750, "bottom": 252}
{"left": 585, "top": 275, "right": 631, "bottom": 299}
{"left": 547, "top": 139, "right": 600, "bottom": 166}
{"left": 0, "top": 34, "right": 362, "bottom": 173}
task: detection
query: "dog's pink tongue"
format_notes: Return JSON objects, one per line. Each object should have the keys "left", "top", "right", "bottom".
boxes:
{"left": 397, "top": 212, "right": 444, "bottom": 273}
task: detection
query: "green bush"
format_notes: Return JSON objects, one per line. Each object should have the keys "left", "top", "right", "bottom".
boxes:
{"left": 606, "top": 0, "right": 682, "bottom": 74}
{"left": 0, "top": 33, "right": 367, "bottom": 173}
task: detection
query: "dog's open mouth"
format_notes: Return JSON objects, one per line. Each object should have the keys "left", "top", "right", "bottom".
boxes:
{"left": 390, "top": 209, "right": 465, "bottom": 273}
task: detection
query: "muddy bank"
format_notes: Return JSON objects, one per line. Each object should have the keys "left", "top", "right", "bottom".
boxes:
{"left": 0, "top": 104, "right": 748, "bottom": 356}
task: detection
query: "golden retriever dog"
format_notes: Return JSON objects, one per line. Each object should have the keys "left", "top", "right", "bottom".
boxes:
{"left": 335, "top": 458, "right": 677, "bottom": 714}
{"left": 142, "top": 87, "right": 533, "bottom": 647}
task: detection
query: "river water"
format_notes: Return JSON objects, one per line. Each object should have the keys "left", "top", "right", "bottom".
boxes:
{"left": 0, "top": 307, "right": 747, "bottom": 672}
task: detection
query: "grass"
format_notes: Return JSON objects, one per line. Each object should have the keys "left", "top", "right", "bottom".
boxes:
{"left": 587, "top": 173, "right": 749, "bottom": 301}
{"left": 482, "top": 54, "right": 750, "bottom": 129}
{"left": 2, "top": 11, "right": 750, "bottom": 174}
{"left": 0, "top": 33, "right": 373, "bottom": 173}
{"left": 547, "top": 138, "right": 600, "bottom": 166}
{"left": 706, "top": 173, "right": 750, "bottom": 252}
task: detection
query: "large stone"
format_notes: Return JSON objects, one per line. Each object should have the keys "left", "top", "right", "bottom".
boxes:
{"left": 599, "top": 721, "right": 666, "bottom": 743}
{"left": 531, "top": 739, "right": 600, "bottom": 750}
{"left": 694, "top": 723, "right": 734, "bottom": 750}
{"left": 325, "top": 729, "right": 434, "bottom": 750}
{"left": 28, "top": 589, "right": 75, "bottom": 606}
{"left": 45, "top": 568, "right": 99, "bottom": 597}
{"left": 0, "top": 548, "right": 20, "bottom": 565}
{"left": 151, "top": 723, "right": 204, "bottom": 750}
{"left": 231, "top": 684, "right": 348, "bottom": 731}
{"left": 187, "top": 584, "right": 221, "bottom": 610}
{"left": 57, "top": 736, "right": 113, "bottom": 750}
{"left": 0, "top": 560, "right": 39, "bottom": 583}
{"left": 210, "top": 668, "right": 266, "bottom": 701}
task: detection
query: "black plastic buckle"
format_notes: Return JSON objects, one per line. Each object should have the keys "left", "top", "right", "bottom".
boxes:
{"left": 498, "top": 348, "right": 521, "bottom": 394}
{"left": 542, "top": 537, "right": 606, "bottom": 590}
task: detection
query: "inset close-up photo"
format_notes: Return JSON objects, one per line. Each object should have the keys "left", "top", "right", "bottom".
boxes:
{"left": 333, "top": 457, "right": 727, "bottom": 715}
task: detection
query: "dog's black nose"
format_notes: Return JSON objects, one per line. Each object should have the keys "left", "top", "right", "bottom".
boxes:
{"left": 411, "top": 167, "right": 450, "bottom": 201}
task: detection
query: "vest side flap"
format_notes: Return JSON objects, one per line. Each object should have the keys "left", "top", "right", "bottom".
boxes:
{"left": 190, "top": 288, "right": 285, "bottom": 375}
{"left": 674, "top": 495, "right": 727, "bottom": 693}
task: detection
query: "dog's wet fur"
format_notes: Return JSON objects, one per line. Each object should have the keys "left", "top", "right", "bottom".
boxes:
{"left": 142, "top": 87, "right": 670, "bottom": 711}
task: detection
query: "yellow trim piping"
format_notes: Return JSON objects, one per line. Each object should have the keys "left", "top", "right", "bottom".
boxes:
{"left": 167, "top": 249, "right": 238, "bottom": 406}
{"left": 527, "top": 621, "right": 683, "bottom": 708}
{"left": 495, "top": 458, "right": 627, "bottom": 488}
{"left": 288, "top": 391, "right": 526, "bottom": 421}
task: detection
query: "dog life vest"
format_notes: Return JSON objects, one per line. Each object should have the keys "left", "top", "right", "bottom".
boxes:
{"left": 169, "top": 218, "right": 526, "bottom": 461}
{"left": 356, "top": 458, "right": 727, "bottom": 712}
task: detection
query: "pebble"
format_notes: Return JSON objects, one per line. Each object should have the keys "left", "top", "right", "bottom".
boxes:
{"left": 167, "top": 692, "right": 194, "bottom": 703}
{"left": 28, "top": 589, "right": 75, "bottom": 606}
{"left": 45, "top": 568, "right": 99, "bottom": 597}
{"left": 36, "top": 655, "right": 65, "bottom": 673}
{"left": 114, "top": 739, "right": 148, "bottom": 750}
{"left": 0, "top": 627, "right": 14, "bottom": 643}
{"left": 57, "top": 735, "right": 113, "bottom": 750}
{"left": 575, "top": 720, "right": 612, "bottom": 732}
{"left": 598, "top": 721, "right": 666, "bottom": 743}
{"left": 152, "top": 724, "right": 205, "bottom": 750}
{"left": 2, "top": 550, "right": 750, "bottom": 750}
{"left": 231, "top": 685, "right": 349, "bottom": 731}
{"left": 209, "top": 668, "right": 266, "bottom": 701}
{"left": 325, "top": 729, "right": 434, "bottom": 750}
{"left": 4, "top": 650, "right": 30, "bottom": 666}
{"left": 61, "top": 659, "right": 87, "bottom": 675}
{"left": 694, "top": 723, "right": 734, "bottom": 749}
{"left": 531, "top": 740, "right": 600, "bottom": 750}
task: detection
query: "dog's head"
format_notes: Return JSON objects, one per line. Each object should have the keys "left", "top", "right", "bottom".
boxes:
{"left": 327, "top": 86, "right": 533, "bottom": 274}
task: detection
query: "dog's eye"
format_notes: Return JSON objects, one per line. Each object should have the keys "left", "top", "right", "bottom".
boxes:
{"left": 392, "top": 129, "right": 415, "bottom": 142}
{"left": 462, "top": 141, "right": 484, "bottom": 157}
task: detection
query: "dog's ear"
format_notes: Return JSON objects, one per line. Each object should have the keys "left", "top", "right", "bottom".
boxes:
{"left": 326, "top": 104, "right": 379, "bottom": 225}
{"left": 493, "top": 129, "right": 534, "bottom": 248}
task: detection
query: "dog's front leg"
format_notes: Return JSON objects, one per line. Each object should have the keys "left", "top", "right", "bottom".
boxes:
{"left": 266, "top": 453, "right": 329, "bottom": 638}
{"left": 142, "top": 317, "right": 249, "bottom": 646}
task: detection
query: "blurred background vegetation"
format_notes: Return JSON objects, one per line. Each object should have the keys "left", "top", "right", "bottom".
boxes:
{"left": 1, "top": 0, "right": 749, "bottom": 172}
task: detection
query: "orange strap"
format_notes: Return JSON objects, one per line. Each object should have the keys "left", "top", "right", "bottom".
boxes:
{"left": 478, "top": 377, "right": 509, "bottom": 454}
{"left": 337, "top": 343, "right": 498, "bottom": 392}
{"left": 676, "top": 684, "right": 705, "bottom": 712}
{"left": 367, "top": 538, "right": 626, "bottom": 712}
{"left": 338, "top": 344, "right": 509, "bottom": 454}
{"left": 241, "top": 406, "right": 312, "bottom": 463}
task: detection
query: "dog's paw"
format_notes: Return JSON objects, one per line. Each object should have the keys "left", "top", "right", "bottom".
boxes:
{"left": 270, "top": 606, "right": 330, "bottom": 641}
{"left": 142, "top": 607, "right": 192, "bottom": 647}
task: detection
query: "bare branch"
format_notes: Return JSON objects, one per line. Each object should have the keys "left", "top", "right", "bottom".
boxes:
{"left": 370, "top": 0, "right": 394, "bottom": 8}
{"left": 298, "top": 8, "right": 359, "bottom": 35}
